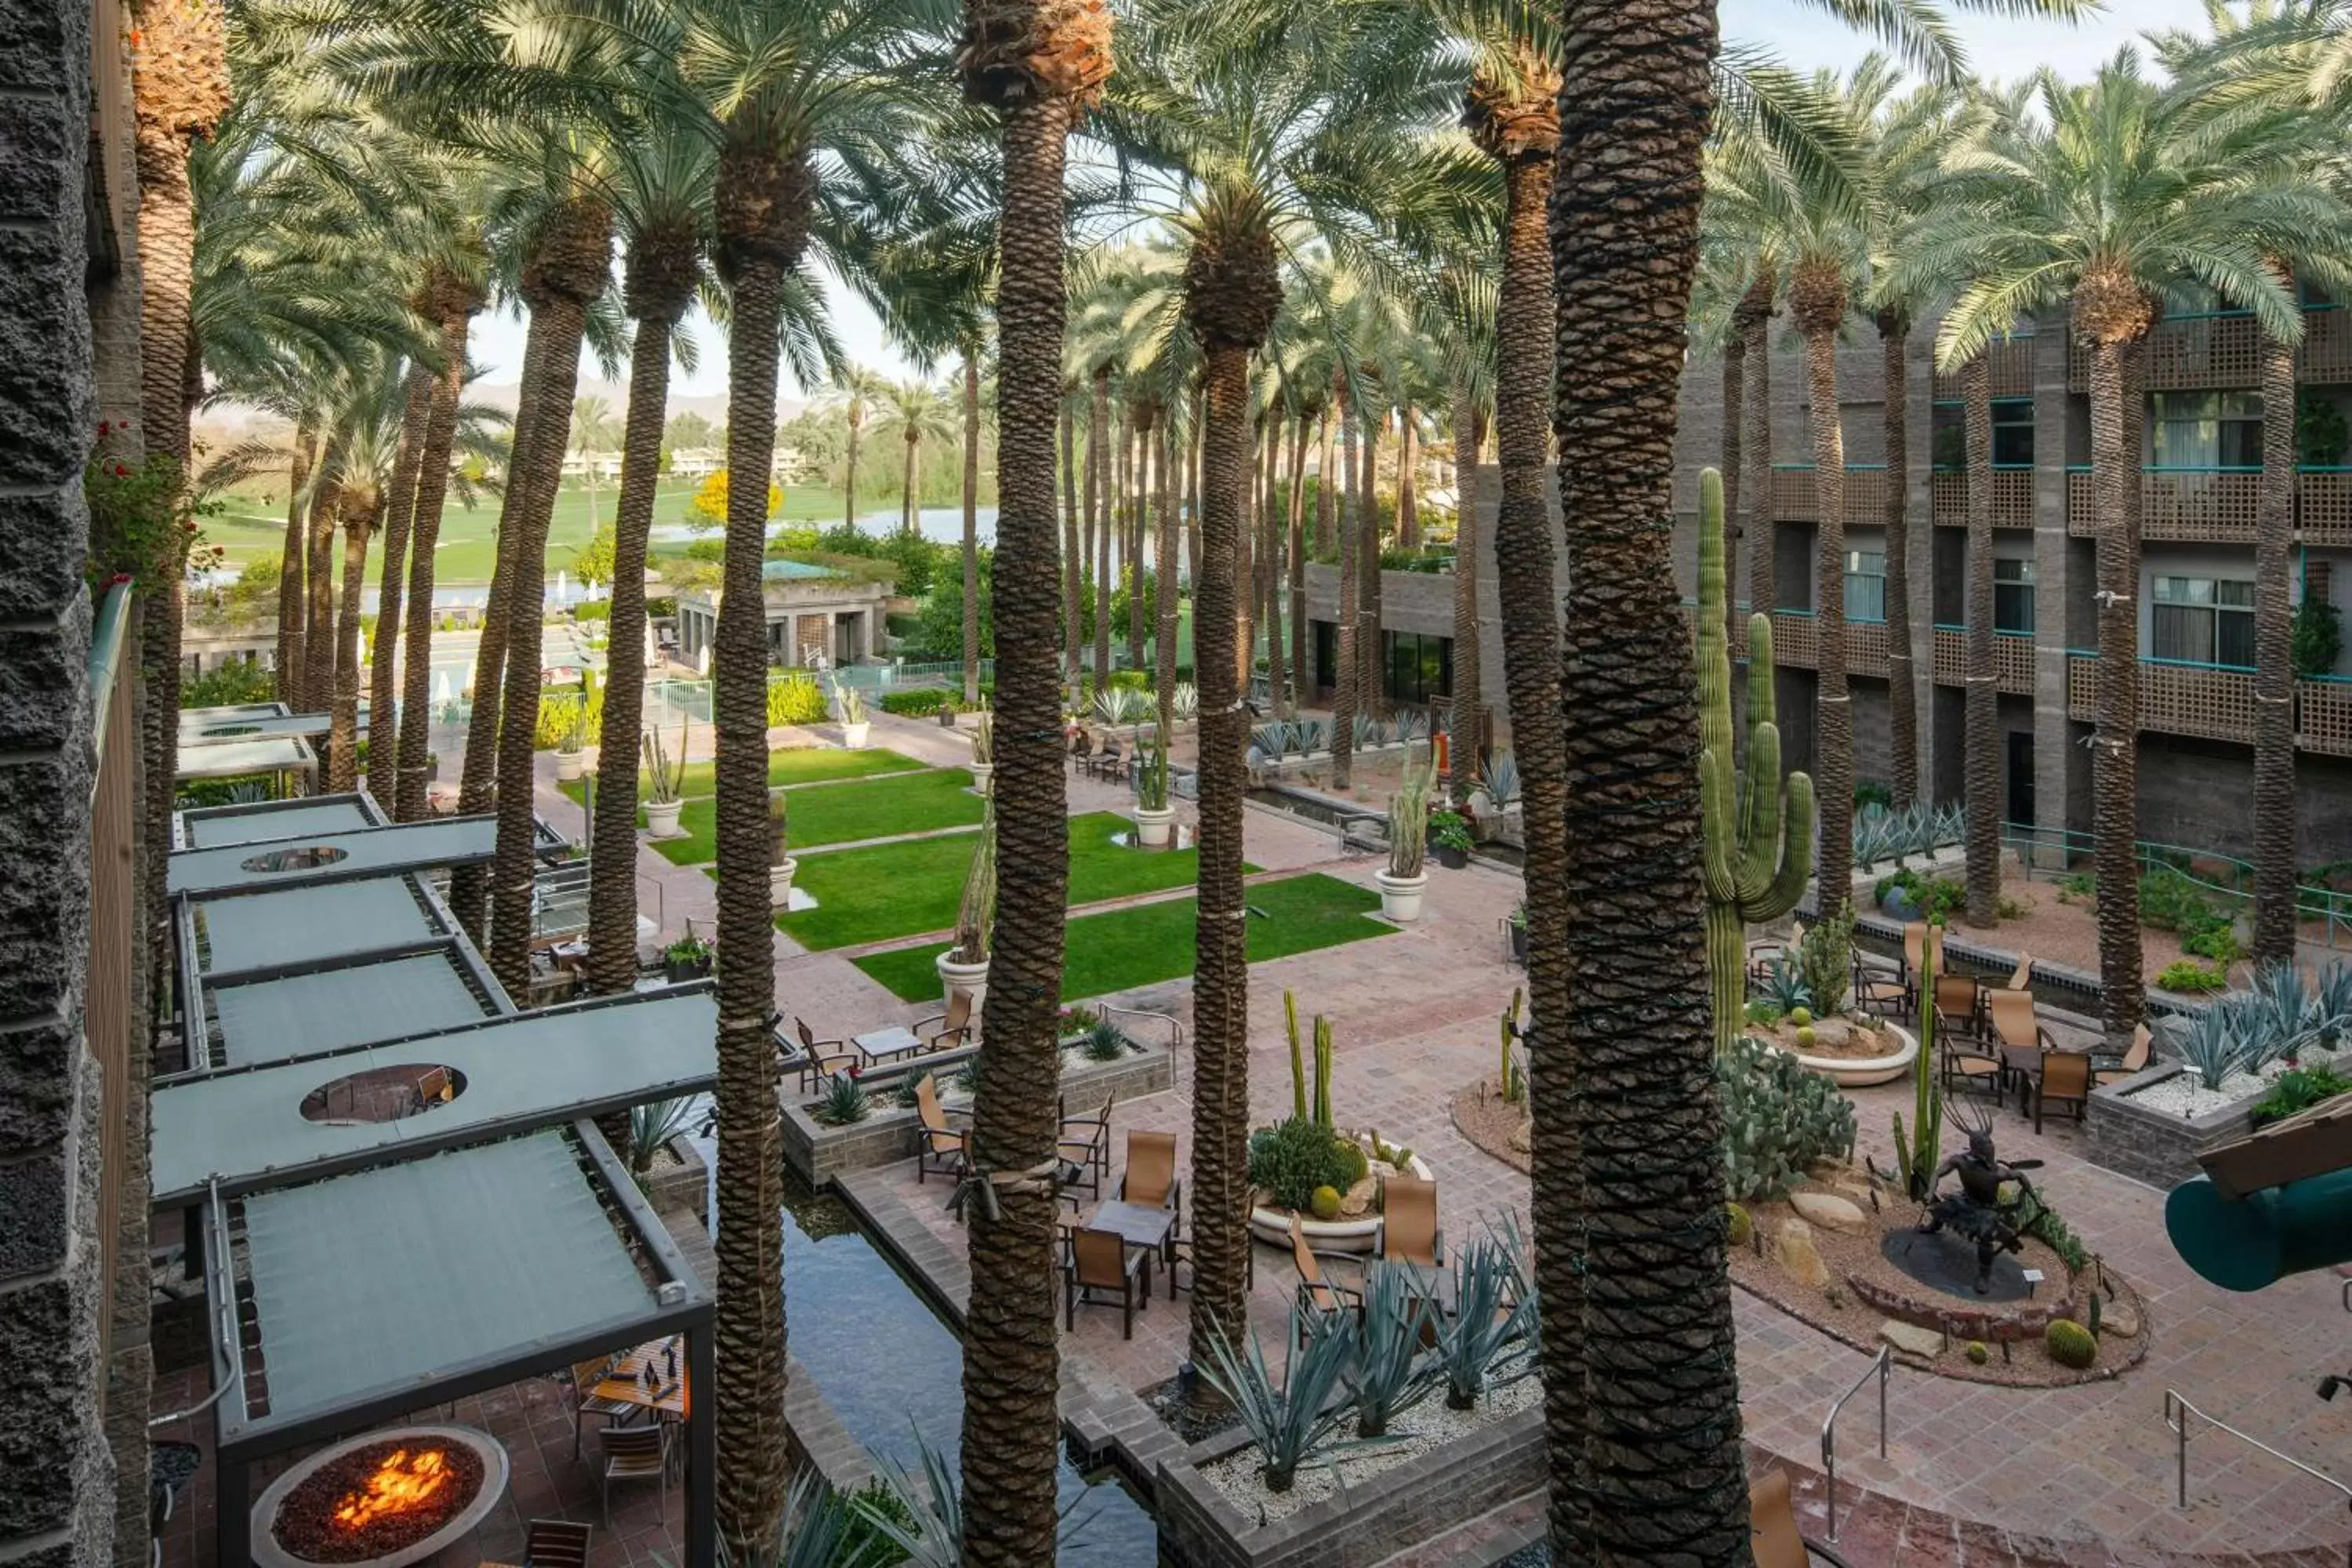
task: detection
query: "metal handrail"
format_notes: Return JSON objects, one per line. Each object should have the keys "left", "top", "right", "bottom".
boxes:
{"left": 1820, "top": 1347, "right": 1891, "bottom": 1544}
{"left": 1093, "top": 1000, "right": 1185, "bottom": 1053}
{"left": 2163, "top": 1388, "right": 2352, "bottom": 1537}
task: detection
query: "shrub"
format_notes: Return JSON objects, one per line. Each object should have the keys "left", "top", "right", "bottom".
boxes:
{"left": 1724, "top": 1203, "right": 1752, "bottom": 1248}
{"left": 1332, "top": 1138, "right": 1370, "bottom": 1189}
{"left": 2011, "top": 1187, "right": 2089, "bottom": 1272}
{"left": 1876, "top": 867, "right": 1963, "bottom": 925}
{"left": 1247, "top": 1116, "right": 1353, "bottom": 1212}
{"left": 2045, "top": 1319, "right": 2096, "bottom": 1370}
{"left": 2183, "top": 923, "right": 2245, "bottom": 964}
{"left": 1744, "top": 999, "right": 1784, "bottom": 1026}
{"left": 1854, "top": 779, "right": 1894, "bottom": 811}
{"left": 182, "top": 660, "right": 278, "bottom": 709}
{"left": 572, "top": 600, "right": 612, "bottom": 622}
{"left": 881, "top": 688, "right": 956, "bottom": 717}
{"left": 2056, "top": 869, "right": 2096, "bottom": 902}
{"left": 767, "top": 673, "right": 826, "bottom": 726}
{"left": 2293, "top": 595, "right": 2343, "bottom": 679}
{"left": 1799, "top": 902, "right": 1856, "bottom": 1015}
{"left": 2250, "top": 1066, "right": 2351, "bottom": 1126}
{"left": 2157, "top": 960, "right": 2228, "bottom": 994}
{"left": 1718, "top": 1036, "right": 1857, "bottom": 1202}
{"left": 1308, "top": 1185, "right": 1341, "bottom": 1221}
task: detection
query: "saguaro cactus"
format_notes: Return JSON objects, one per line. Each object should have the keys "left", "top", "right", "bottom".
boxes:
{"left": 1698, "top": 466, "right": 1818, "bottom": 1055}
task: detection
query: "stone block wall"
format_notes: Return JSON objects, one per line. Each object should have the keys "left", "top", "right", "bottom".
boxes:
{"left": 0, "top": 0, "right": 112, "bottom": 1561}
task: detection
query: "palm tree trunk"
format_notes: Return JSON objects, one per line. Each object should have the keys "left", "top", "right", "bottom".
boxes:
{"left": 1235, "top": 419, "right": 1255, "bottom": 691}
{"left": 710, "top": 162, "right": 795, "bottom": 1555}
{"left": 1156, "top": 415, "right": 1179, "bottom": 717}
{"left": 1552, "top": 0, "right": 1747, "bottom": 1555}
{"left": 2091, "top": 338, "right": 2144, "bottom": 1052}
{"left": 488, "top": 276, "right": 598, "bottom": 1000}
{"left": 1397, "top": 407, "right": 1419, "bottom": 547}
{"left": 1090, "top": 366, "right": 1110, "bottom": 684}
{"left": 2253, "top": 326, "right": 2297, "bottom": 964}
{"left": 902, "top": 433, "right": 919, "bottom": 538}
{"left": 1186, "top": 335, "right": 1254, "bottom": 1397}
{"left": 305, "top": 452, "right": 342, "bottom": 718}
{"left": 586, "top": 298, "right": 679, "bottom": 996}
{"left": 1262, "top": 422, "right": 1286, "bottom": 713}
{"left": 955, "top": 86, "right": 1076, "bottom": 1563}
{"left": 963, "top": 350, "right": 983, "bottom": 704}
{"left": 1286, "top": 412, "right": 1310, "bottom": 718}
{"left": 1188, "top": 387, "right": 1205, "bottom": 597}
{"left": 367, "top": 362, "right": 436, "bottom": 805}
{"left": 845, "top": 411, "right": 862, "bottom": 529}
{"left": 1359, "top": 411, "right": 1382, "bottom": 717}
{"left": 1803, "top": 319, "right": 1854, "bottom": 913}
{"left": 1314, "top": 405, "right": 1336, "bottom": 557}
{"left": 1449, "top": 397, "right": 1482, "bottom": 803}
{"left": 1333, "top": 379, "right": 1358, "bottom": 789}
{"left": 1740, "top": 267, "right": 1775, "bottom": 623}
{"left": 1962, "top": 354, "right": 2001, "bottom": 925}
{"left": 1128, "top": 416, "right": 1151, "bottom": 673}
{"left": 1719, "top": 334, "right": 1744, "bottom": 647}
{"left": 1879, "top": 311, "right": 1918, "bottom": 809}
{"left": 1062, "top": 398, "right": 1080, "bottom": 688}
{"left": 396, "top": 289, "right": 478, "bottom": 822}
{"left": 278, "top": 422, "right": 314, "bottom": 697}
{"left": 329, "top": 503, "right": 376, "bottom": 792}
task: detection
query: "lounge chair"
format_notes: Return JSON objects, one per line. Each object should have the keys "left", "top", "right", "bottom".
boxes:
{"left": 1057, "top": 1091, "right": 1114, "bottom": 1204}
{"left": 1902, "top": 921, "right": 1944, "bottom": 992}
{"left": 1062, "top": 1227, "right": 1150, "bottom": 1338}
{"left": 522, "top": 1519, "right": 592, "bottom": 1568}
{"left": 791, "top": 1018, "right": 856, "bottom": 1093}
{"left": 1375, "top": 1174, "right": 1445, "bottom": 1269}
{"left": 1289, "top": 1213, "right": 1362, "bottom": 1330}
{"left": 915, "top": 991, "right": 975, "bottom": 1053}
{"left": 2092, "top": 1023, "right": 2153, "bottom": 1089}
{"left": 914, "top": 1076, "right": 969, "bottom": 1185}
{"left": 565, "top": 1356, "right": 634, "bottom": 1464}
{"left": 597, "top": 1425, "right": 667, "bottom": 1530}
{"left": 1748, "top": 1470, "right": 1851, "bottom": 1568}
{"left": 2029, "top": 1047, "right": 2093, "bottom": 1134}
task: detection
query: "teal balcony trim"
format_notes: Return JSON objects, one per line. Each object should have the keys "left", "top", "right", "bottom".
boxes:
{"left": 1769, "top": 462, "right": 1889, "bottom": 472}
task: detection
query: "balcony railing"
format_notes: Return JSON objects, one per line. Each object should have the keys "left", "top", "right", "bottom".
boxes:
{"left": 1769, "top": 463, "right": 1890, "bottom": 525}
{"left": 1929, "top": 466, "right": 2035, "bottom": 529}
{"left": 1930, "top": 333, "right": 2037, "bottom": 401}
{"left": 2066, "top": 303, "right": 2352, "bottom": 390}
{"left": 2061, "top": 464, "right": 2352, "bottom": 546}
{"left": 2063, "top": 651, "right": 2352, "bottom": 755}
{"left": 1771, "top": 609, "right": 1819, "bottom": 669}
{"left": 1930, "top": 626, "right": 2035, "bottom": 695}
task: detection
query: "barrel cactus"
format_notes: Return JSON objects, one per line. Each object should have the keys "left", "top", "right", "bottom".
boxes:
{"left": 2046, "top": 1319, "right": 2097, "bottom": 1370}
{"left": 1726, "top": 1202, "right": 1753, "bottom": 1248}
{"left": 1697, "top": 467, "right": 1817, "bottom": 1056}
{"left": 1309, "top": 1185, "right": 1342, "bottom": 1221}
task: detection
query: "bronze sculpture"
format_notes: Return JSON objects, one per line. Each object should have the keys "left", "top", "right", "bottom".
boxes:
{"left": 1918, "top": 1103, "right": 2040, "bottom": 1294}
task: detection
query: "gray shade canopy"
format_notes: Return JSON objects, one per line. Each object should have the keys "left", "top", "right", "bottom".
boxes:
{"left": 194, "top": 880, "right": 445, "bottom": 975}
{"left": 210, "top": 953, "right": 495, "bottom": 1069}
{"left": 169, "top": 817, "right": 495, "bottom": 898}
{"left": 182, "top": 801, "right": 372, "bottom": 848}
{"left": 173, "top": 735, "right": 315, "bottom": 782}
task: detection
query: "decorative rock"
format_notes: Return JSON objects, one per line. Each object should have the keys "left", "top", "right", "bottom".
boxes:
{"left": 1507, "top": 1120, "right": 1531, "bottom": 1154}
{"left": 1879, "top": 1319, "right": 1944, "bottom": 1359}
{"left": 1773, "top": 1218, "right": 1831, "bottom": 1290}
{"left": 2098, "top": 1296, "right": 2140, "bottom": 1338}
{"left": 1811, "top": 1018, "right": 1854, "bottom": 1050}
{"left": 1791, "top": 1191, "right": 1869, "bottom": 1234}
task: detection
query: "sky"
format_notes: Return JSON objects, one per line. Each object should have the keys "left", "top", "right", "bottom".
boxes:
{"left": 474, "top": 0, "right": 2219, "bottom": 405}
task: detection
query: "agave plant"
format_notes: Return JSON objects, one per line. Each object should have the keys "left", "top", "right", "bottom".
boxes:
{"left": 710, "top": 1463, "right": 889, "bottom": 1568}
{"left": 815, "top": 1073, "right": 870, "bottom": 1127}
{"left": 2175, "top": 1004, "right": 2252, "bottom": 1089}
{"left": 1393, "top": 709, "right": 1430, "bottom": 746}
{"left": 626, "top": 1096, "right": 699, "bottom": 1177}
{"left": 1475, "top": 750, "right": 1519, "bottom": 809}
{"left": 1294, "top": 717, "right": 1331, "bottom": 754}
{"left": 1199, "top": 1311, "right": 1391, "bottom": 1494}
{"left": 1252, "top": 719, "right": 1298, "bottom": 758}
{"left": 1170, "top": 681, "right": 1200, "bottom": 722}
{"left": 1352, "top": 713, "right": 1389, "bottom": 750}
{"left": 1093, "top": 686, "right": 1149, "bottom": 727}
{"left": 854, "top": 1432, "right": 962, "bottom": 1567}
{"left": 2314, "top": 961, "right": 2352, "bottom": 1046}
{"left": 1342, "top": 1263, "right": 1438, "bottom": 1438}
{"left": 1435, "top": 1237, "right": 1537, "bottom": 1410}
{"left": 1081, "top": 1018, "right": 1132, "bottom": 1062}
{"left": 1758, "top": 955, "right": 1813, "bottom": 1016}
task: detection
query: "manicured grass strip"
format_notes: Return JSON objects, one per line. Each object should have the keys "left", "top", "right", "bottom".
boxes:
{"left": 557, "top": 746, "right": 925, "bottom": 807}
{"left": 651, "top": 766, "right": 980, "bottom": 866}
{"left": 851, "top": 872, "right": 1389, "bottom": 1002}
{"left": 778, "top": 811, "right": 1247, "bottom": 952}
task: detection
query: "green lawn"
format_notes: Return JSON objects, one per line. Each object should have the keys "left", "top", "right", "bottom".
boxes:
{"left": 650, "top": 765, "right": 980, "bottom": 866}
{"left": 852, "top": 871, "right": 1390, "bottom": 1002}
{"left": 558, "top": 746, "right": 924, "bottom": 808}
{"left": 777, "top": 811, "right": 1248, "bottom": 952}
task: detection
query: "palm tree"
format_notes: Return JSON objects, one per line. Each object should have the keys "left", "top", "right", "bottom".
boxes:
{"left": 962, "top": 345, "right": 987, "bottom": 702}
{"left": 588, "top": 130, "right": 710, "bottom": 995}
{"left": 1906, "top": 49, "right": 2343, "bottom": 1051}
{"left": 1548, "top": 0, "right": 1746, "bottom": 1553}
{"left": 826, "top": 362, "right": 889, "bottom": 529}
{"left": 879, "top": 378, "right": 958, "bottom": 536}
{"left": 571, "top": 394, "right": 619, "bottom": 528}
{"left": 951, "top": 0, "right": 1109, "bottom": 1558}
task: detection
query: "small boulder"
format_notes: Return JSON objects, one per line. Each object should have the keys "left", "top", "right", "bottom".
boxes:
{"left": 2098, "top": 1296, "right": 2140, "bottom": 1338}
{"left": 1774, "top": 1218, "right": 1831, "bottom": 1290}
{"left": 1879, "top": 1319, "right": 1944, "bottom": 1359}
{"left": 1791, "top": 1191, "right": 1870, "bottom": 1234}
{"left": 1508, "top": 1120, "right": 1532, "bottom": 1155}
{"left": 1810, "top": 1018, "right": 1854, "bottom": 1051}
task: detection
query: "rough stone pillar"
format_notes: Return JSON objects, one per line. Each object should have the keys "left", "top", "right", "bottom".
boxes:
{"left": 2031, "top": 318, "right": 2081, "bottom": 865}
{"left": 0, "top": 0, "right": 117, "bottom": 1561}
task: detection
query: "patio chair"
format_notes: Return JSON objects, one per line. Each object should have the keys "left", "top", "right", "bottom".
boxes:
{"left": 1375, "top": 1175, "right": 1445, "bottom": 1269}
{"left": 1091, "top": 735, "right": 1126, "bottom": 782}
{"left": 1057, "top": 1091, "right": 1113, "bottom": 1204}
{"left": 1120, "top": 1128, "right": 1183, "bottom": 1265}
{"left": 1933, "top": 973, "right": 1983, "bottom": 1041}
{"left": 1850, "top": 956, "right": 1909, "bottom": 1019}
{"left": 791, "top": 1018, "right": 857, "bottom": 1093}
{"left": 1748, "top": 935, "right": 1795, "bottom": 989}
{"left": 1939, "top": 1027, "right": 2005, "bottom": 1106}
{"left": 565, "top": 1356, "right": 636, "bottom": 1464}
{"left": 2030, "top": 1047, "right": 2093, "bottom": 1134}
{"left": 1901, "top": 922, "right": 1944, "bottom": 989}
{"left": 1984, "top": 989, "right": 2057, "bottom": 1055}
{"left": 914, "top": 991, "right": 974, "bottom": 1053}
{"left": 914, "top": 1076, "right": 970, "bottom": 1185}
{"left": 597, "top": 1425, "right": 668, "bottom": 1530}
{"left": 1289, "top": 1213, "right": 1363, "bottom": 1330}
{"left": 2092, "top": 1023, "right": 2153, "bottom": 1090}
{"left": 1069, "top": 729, "right": 1094, "bottom": 770}
{"left": 522, "top": 1519, "right": 592, "bottom": 1568}
{"left": 2006, "top": 952, "right": 2034, "bottom": 989}
{"left": 1061, "top": 1226, "right": 1150, "bottom": 1338}
{"left": 1748, "top": 1470, "right": 1852, "bottom": 1568}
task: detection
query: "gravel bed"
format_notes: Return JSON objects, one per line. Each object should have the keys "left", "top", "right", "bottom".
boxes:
{"left": 2117, "top": 1044, "right": 2347, "bottom": 1118}
{"left": 1199, "top": 1375, "right": 1541, "bottom": 1526}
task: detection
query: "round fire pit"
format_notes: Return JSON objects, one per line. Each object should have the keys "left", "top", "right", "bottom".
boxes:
{"left": 252, "top": 1427, "right": 509, "bottom": 1568}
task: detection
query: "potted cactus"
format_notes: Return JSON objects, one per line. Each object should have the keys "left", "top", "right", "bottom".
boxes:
{"left": 550, "top": 700, "right": 587, "bottom": 782}
{"left": 831, "top": 678, "right": 870, "bottom": 748}
{"left": 1376, "top": 750, "right": 1435, "bottom": 921}
{"left": 642, "top": 719, "right": 688, "bottom": 837}
{"left": 935, "top": 797, "right": 996, "bottom": 1012}
{"left": 767, "top": 786, "right": 797, "bottom": 906}
{"left": 1132, "top": 735, "right": 1173, "bottom": 846}
{"left": 967, "top": 706, "right": 994, "bottom": 795}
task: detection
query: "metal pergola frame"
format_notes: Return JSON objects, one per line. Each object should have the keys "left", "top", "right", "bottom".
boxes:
{"left": 204, "top": 1121, "right": 716, "bottom": 1568}
{"left": 166, "top": 815, "right": 495, "bottom": 901}
{"left": 174, "top": 789, "right": 389, "bottom": 852}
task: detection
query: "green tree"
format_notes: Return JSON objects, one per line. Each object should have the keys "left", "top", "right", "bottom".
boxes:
{"left": 572, "top": 521, "right": 618, "bottom": 589}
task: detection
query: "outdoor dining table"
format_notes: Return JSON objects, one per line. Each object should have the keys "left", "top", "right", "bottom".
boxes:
{"left": 1083, "top": 1200, "right": 1178, "bottom": 1298}
{"left": 851, "top": 1025, "right": 925, "bottom": 1068}
{"left": 592, "top": 1334, "right": 689, "bottom": 1418}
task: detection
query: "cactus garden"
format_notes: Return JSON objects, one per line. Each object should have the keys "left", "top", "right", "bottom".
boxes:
{"left": 1244, "top": 993, "right": 1430, "bottom": 1247}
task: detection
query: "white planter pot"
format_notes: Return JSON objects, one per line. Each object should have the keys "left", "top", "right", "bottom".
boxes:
{"left": 842, "top": 720, "right": 870, "bottom": 749}
{"left": 769, "top": 856, "right": 799, "bottom": 908}
{"left": 1134, "top": 804, "right": 1174, "bottom": 847}
{"left": 935, "top": 952, "right": 989, "bottom": 1015}
{"left": 554, "top": 749, "right": 586, "bottom": 782}
{"left": 970, "top": 761, "right": 994, "bottom": 795}
{"left": 1375, "top": 869, "right": 1428, "bottom": 924}
{"left": 645, "top": 798, "right": 684, "bottom": 837}
{"left": 1246, "top": 1145, "right": 1438, "bottom": 1254}
{"left": 1777, "top": 1019, "right": 1919, "bottom": 1088}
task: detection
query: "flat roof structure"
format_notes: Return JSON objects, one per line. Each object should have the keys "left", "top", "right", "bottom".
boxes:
{"left": 180, "top": 712, "right": 338, "bottom": 744}
{"left": 196, "top": 947, "right": 504, "bottom": 1073}
{"left": 180, "top": 799, "right": 374, "bottom": 848}
{"left": 166, "top": 815, "right": 494, "bottom": 898}
{"left": 188, "top": 878, "right": 450, "bottom": 976}
{"left": 174, "top": 735, "right": 316, "bottom": 786}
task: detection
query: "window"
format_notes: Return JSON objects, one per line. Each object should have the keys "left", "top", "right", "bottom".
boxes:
{"left": 2152, "top": 576, "right": 2255, "bottom": 666}
{"left": 1991, "top": 398, "right": 2034, "bottom": 466}
{"left": 1312, "top": 620, "right": 1337, "bottom": 690}
{"left": 1844, "top": 550, "right": 1886, "bottom": 623}
{"left": 1993, "top": 557, "right": 2035, "bottom": 635}
{"left": 1380, "top": 630, "right": 1452, "bottom": 706}
{"left": 2151, "top": 392, "right": 2263, "bottom": 468}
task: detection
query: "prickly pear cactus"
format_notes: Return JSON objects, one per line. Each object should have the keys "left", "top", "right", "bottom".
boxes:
{"left": 1697, "top": 467, "right": 1818, "bottom": 1055}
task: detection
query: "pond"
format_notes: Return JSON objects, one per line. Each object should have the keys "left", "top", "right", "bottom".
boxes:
{"left": 684, "top": 1120, "right": 1159, "bottom": 1564}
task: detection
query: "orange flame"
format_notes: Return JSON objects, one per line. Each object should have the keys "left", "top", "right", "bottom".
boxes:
{"left": 330, "top": 1449, "right": 452, "bottom": 1531}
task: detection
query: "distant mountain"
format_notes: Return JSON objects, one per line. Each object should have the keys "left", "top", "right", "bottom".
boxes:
{"left": 470, "top": 377, "right": 806, "bottom": 428}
